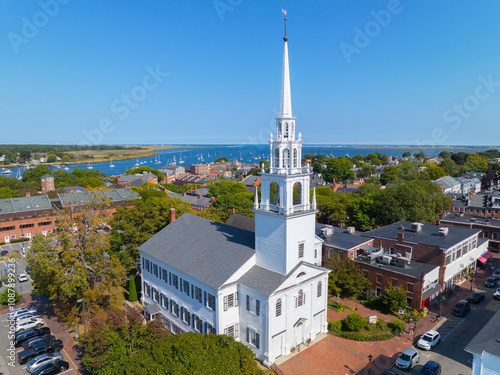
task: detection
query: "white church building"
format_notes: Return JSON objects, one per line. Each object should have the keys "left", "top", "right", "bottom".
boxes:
{"left": 139, "top": 16, "right": 330, "bottom": 365}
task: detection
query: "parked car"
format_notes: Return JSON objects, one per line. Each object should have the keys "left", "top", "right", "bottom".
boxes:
{"left": 466, "top": 291, "right": 485, "bottom": 304}
{"left": 493, "top": 269, "right": 500, "bottom": 280}
{"left": 453, "top": 300, "right": 471, "bottom": 317}
{"left": 494, "top": 288, "right": 500, "bottom": 300}
{"left": 18, "top": 339, "right": 63, "bottom": 364}
{"left": 485, "top": 277, "right": 497, "bottom": 288}
{"left": 15, "top": 317, "right": 45, "bottom": 332}
{"left": 14, "top": 312, "right": 42, "bottom": 323}
{"left": 417, "top": 330, "right": 441, "bottom": 350}
{"left": 31, "top": 360, "right": 69, "bottom": 375}
{"left": 396, "top": 348, "right": 420, "bottom": 370}
{"left": 14, "top": 327, "right": 51, "bottom": 347}
{"left": 9, "top": 307, "right": 37, "bottom": 320}
{"left": 26, "top": 266, "right": 31, "bottom": 275}
{"left": 18, "top": 273, "right": 29, "bottom": 282}
{"left": 24, "top": 335, "right": 56, "bottom": 350}
{"left": 418, "top": 360, "right": 442, "bottom": 375}
{"left": 26, "top": 352, "right": 64, "bottom": 373}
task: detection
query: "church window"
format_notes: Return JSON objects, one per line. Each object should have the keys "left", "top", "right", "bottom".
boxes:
{"left": 296, "top": 290, "right": 305, "bottom": 308}
{"left": 225, "top": 323, "right": 239, "bottom": 338}
{"left": 298, "top": 242, "right": 304, "bottom": 258}
{"left": 276, "top": 299, "right": 282, "bottom": 317}
{"left": 172, "top": 274, "right": 179, "bottom": 289}
{"left": 152, "top": 287, "right": 159, "bottom": 303}
{"left": 246, "top": 295, "right": 261, "bottom": 316}
{"left": 206, "top": 323, "right": 216, "bottom": 334}
{"left": 162, "top": 268, "right": 168, "bottom": 283}
{"left": 270, "top": 182, "right": 279, "bottom": 205}
{"left": 246, "top": 327, "right": 260, "bottom": 349}
{"left": 182, "top": 307, "right": 191, "bottom": 325}
{"left": 143, "top": 282, "right": 150, "bottom": 297}
{"left": 293, "top": 182, "right": 302, "bottom": 205}
{"left": 283, "top": 149, "right": 289, "bottom": 168}
{"left": 284, "top": 122, "right": 289, "bottom": 138}
{"left": 183, "top": 280, "right": 190, "bottom": 296}
{"left": 206, "top": 293, "right": 216, "bottom": 311}
{"left": 277, "top": 122, "right": 282, "bottom": 138}
{"left": 224, "top": 292, "right": 238, "bottom": 311}
{"left": 317, "top": 281, "right": 322, "bottom": 298}
{"left": 161, "top": 293, "right": 169, "bottom": 309}
{"left": 274, "top": 149, "right": 280, "bottom": 168}
{"left": 293, "top": 148, "right": 298, "bottom": 167}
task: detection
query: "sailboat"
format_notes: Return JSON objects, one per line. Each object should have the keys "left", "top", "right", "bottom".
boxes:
{"left": 179, "top": 153, "right": 184, "bottom": 164}
{"left": 87, "top": 162, "right": 93, "bottom": 170}
{"left": 16, "top": 168, "right": 23, "bottom": 180}
{"left": 110, "top": 159, "right": 115, "bottom": 168}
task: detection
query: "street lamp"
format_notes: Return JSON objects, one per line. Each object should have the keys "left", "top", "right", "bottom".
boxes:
{"left": 77, "top": 299, "right": 86, "bottom": 335}
{"left": 470, "top": 273, "right": 475, "bottom": 291}
{"left": 367, "top": 354, "right": 373, "bottom": 375}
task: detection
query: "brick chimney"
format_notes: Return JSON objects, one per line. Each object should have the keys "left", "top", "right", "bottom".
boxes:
{"left": 169, "top": 208, "right": 176, "bottom": 222}
{"left": 98, "top": 186, "right": 103, "bottom": 190}
{"left": 232, "top": 208, "right": 236, "bottom": 214}
{"left": 398, "top": 232, "right": 404, "bottom": 242}
{"left": 210, "top": 197, "right": 215, "bottom": 202}
{"left": 198, "top": 195, "right": 202, "bottom": 198}
{"left": 69, "top": 189, "right": 74, "bottom": 193}
{"left": 26, "top": 192, "right": 30, "bottom": 197}
{"left": 194, "top": 186, "right": 197, "bottom": 193}
{"left": 183, "top": 192, "right": 187, "bottom": 196}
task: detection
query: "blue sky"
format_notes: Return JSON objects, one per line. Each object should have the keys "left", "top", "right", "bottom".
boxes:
{"left": 1, "top": 1, "right": 500, "bottom": 146}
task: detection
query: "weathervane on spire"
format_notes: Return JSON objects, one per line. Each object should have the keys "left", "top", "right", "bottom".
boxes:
{"left": 282, "top": 9, "right": 288, "bottom": 41}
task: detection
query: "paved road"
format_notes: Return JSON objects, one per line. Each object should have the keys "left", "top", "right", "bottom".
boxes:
{"left": 389, "top": 286, "right": 500, "bottom": 375}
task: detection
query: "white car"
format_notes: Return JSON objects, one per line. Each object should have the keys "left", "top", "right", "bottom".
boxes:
{"left": 8, "top": 307, "right": 37, "bottom": 320}
{"left": 14, "top": 313, "right": 41, "bottom": 323}
{"left": 18, "top": 273, "right": 29, "bottom": 282}
{"left": 14, "top": 317, "right": 44, "bottom": 332}
{"left": 417, "top": 330, "right": 441, "bottom": 350}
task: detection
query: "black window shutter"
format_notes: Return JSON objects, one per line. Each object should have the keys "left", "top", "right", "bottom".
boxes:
{"left": 204, "top": 291, "right": 207, "bottom": 306}
{"left": 191, "top": 285, "right": 194, "bottom": 299}
{"left": 256, "top": 333, "right": 260, "bottom": 349}
{"left": 224, "top": 296, "right": 228, "bottom": 311}
{"left": 204, "top": 322, "right": 207, "bottom": 334}
{"left": 256, "top": 300, "right": 260, "bottom": 316}
{"left": 246, "top": 327, "right": 249, "bottom": 343}
{"left": 246, "top": 295, "right": 250, "bottom": 311}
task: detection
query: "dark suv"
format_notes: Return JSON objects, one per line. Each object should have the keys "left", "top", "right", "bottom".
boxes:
{"left": 18, "top": 339, "right": 63, "bottom": 364}
{"left": 453, "top": 300, "right": 471, "bottom": 317}
{"left": 14, "top": 327, "right": 51, "bottom": 347}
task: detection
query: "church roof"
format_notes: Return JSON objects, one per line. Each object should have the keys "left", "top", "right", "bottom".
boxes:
{"left": 139, "top": 214, "right": 256, "bottom": 290}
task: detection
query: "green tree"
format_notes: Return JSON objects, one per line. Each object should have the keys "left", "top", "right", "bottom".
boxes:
{"left": 424, "top": 164, "right": 446, "bottom": 180}
{"left": 402, "top": 151, "right": 411, "bottom": 157}
{"left": 0, "top": 186, "right": 18, "bottom": 199}
{"left": 323, "top": 157, "right": 354, "bottom": 183}
{"left": 0, "top": 288, "right": 21, "bottom": 305}
{"left": 356, "top": 164, "right": 377, "bottom": 178}
{"left": 381, "top": 283, "right": 407, "bottom": 313}
{"left": 440, "top": 158, "right": 459, "bottom": 176}
{"left": 47, "top": 154, "right": 57, "bottom": 163}
{"left": 324, "top": 258, "right": 370, "bottom": 298}
{"left": 205, "top": 193, "right": 254, "bottom": 222}
{"left": 380, "top": 166, "right": 399, "bottom": 185}
{"left": 438, "top": 151, "right": 450, "bottom": 159}
{"left": 380, "top": 154, "right": 390, "bottom": 165}
{"left": 215, "top": 156, "right": 229, "bottom": 163}
{"left": 413, "top": 151, "right": 425, "bottom": 159}
{"left": 27, "top": 198, "right": 126, "bottom": 323}
{"left": 80, "top": 308, "right": 262, "bottom": 375}
{"left": 451, "top": 152, "right": 469, "bottom": 165}
{"left": 22, "top": 165, "right": 53, "bottom": 190}
{"left": 342, "top": 313, "right": 365, "bottom": 331}
{"left": 128, "top": 274, "right": 138, "bottom": 302}
{"left": 207, "top": 180, "right": 247, "bottom": 197}
{"left": 20, "top": 150, "right": 31, "bottom": 161}
{"left": 464, "top": 154, "right": 488, "bottom": 173}
{"left": 398, "top": 161, "right": 418, "bottom": 181}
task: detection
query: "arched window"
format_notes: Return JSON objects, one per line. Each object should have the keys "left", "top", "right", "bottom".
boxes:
{"left": 293, "top": 148, "right": 298, "bottom": 167}
{"left": 283, "top": 149, "right": 289, "bottom": 168}
{"left": 276, "top": 299, "right": 282, "bottom": 317}
{"left": 277, "top": 122, "right": 282, "bottom": 138}
{"left": 293, "top": 182, "right": 302, "bottom": 205}
{"left": 270, "top": 182, "right": 280, "bottom": 206}
{"left": 284, "top": 122, "right": 289, "bottom": 138}
{"left": 296, "top": 290, "right": 305, "bottom": 308}
{"left": 274, "top": 148, "right": 280, "bottom": 168}
{"left": 317, "top": 281, "right": 322, "bottom": 298}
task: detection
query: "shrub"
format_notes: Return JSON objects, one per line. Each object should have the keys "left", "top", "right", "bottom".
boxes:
{"left": 376, "top": 318, "right": 387, "bottom": 330}
{"left": 346, "top": 305, "right": 355, "bottom": 311}
{"left": 343, "top": 313, "right": 365, "bottom": 332}
{"left": 128, "top": 274, "right": 138, "bottom": 302}
{"left": 7, "top": 251, "right": 21, "bottom": 259}
{"left": 389, "top": 319, "right": 406, "bottom": 335}
{"left": 329, "top": 319, "right": 342, "bottom": 332}
{"left": 0, "top": 288, "right": 21, "bottom": 305}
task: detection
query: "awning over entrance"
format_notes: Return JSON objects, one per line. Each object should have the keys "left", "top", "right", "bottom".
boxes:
{"left": 143, "top": 303, "right": 161, "bottom": 316}
{"left": 422, "top": 283, "right": 443, "bottom": 302}
{"left": 477, "top": 252, "right": 493, "bottom": 264}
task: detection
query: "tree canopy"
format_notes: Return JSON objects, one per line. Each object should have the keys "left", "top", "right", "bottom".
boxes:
{"left": 324, "top": 258, "right": 370, "bottom": 298}
{"left": 125, "top": 166, "right": 164, "bottom": 181}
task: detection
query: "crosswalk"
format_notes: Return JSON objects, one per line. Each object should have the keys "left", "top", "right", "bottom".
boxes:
{"left": 437, "top": 315, "right": 466, "bottom": 341}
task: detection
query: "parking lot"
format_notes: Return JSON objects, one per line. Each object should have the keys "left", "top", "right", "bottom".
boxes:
{"left": 0, "top": 311, "right": 78, "bottom": 375}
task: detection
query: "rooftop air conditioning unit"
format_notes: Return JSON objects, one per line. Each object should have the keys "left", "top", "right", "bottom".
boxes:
{"left": 321, "top": 226, "right": 334, "bottom": 237}
{"left": 439, "top": 227, "right": 449, "bottom": 236}
{"left": 410, "top": 222, "right": 423, "bottom": 232}
{"left": 347, "top": 226, "right": 355, "bottom": 234}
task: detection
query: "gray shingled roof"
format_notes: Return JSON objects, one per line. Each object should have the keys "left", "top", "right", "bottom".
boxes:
{"left": 315, "top": 223, "right": 371, "bottom": 250}
{"left": 167, "top": 192, "right": 212, "bottom": 208}
{"left": 0, "top": 195, "right": 52, "bottom": 214}
{"left": 57, "top": 188, "right": 140, "bottom": 207}
{"left": 238, "top": 265, "right": 288, "bottom": 296}
{"left": 139, "top": 214, "right": 256, "bottom": 289}
{"left": 465, "top": 308, "right": 500, "bottom": 357}
{"left": 363, "top": 221, "right": 481, "bottom": 250}
{"left": 226, "top": 214, "right": 255, "bottom": 232}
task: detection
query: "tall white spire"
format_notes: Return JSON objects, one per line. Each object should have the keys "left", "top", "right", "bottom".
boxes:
{"left": 279, "top": 13, "right": 292, "bottom": 118}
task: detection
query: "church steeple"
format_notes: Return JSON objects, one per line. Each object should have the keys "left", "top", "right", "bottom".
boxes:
{"left": 280, "top": 10, "right": 292, "bottom": 118}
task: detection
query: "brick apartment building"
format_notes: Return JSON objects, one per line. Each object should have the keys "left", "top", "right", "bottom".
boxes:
{"left": 117, "top": 173, "right": 158, "bottom": 187}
